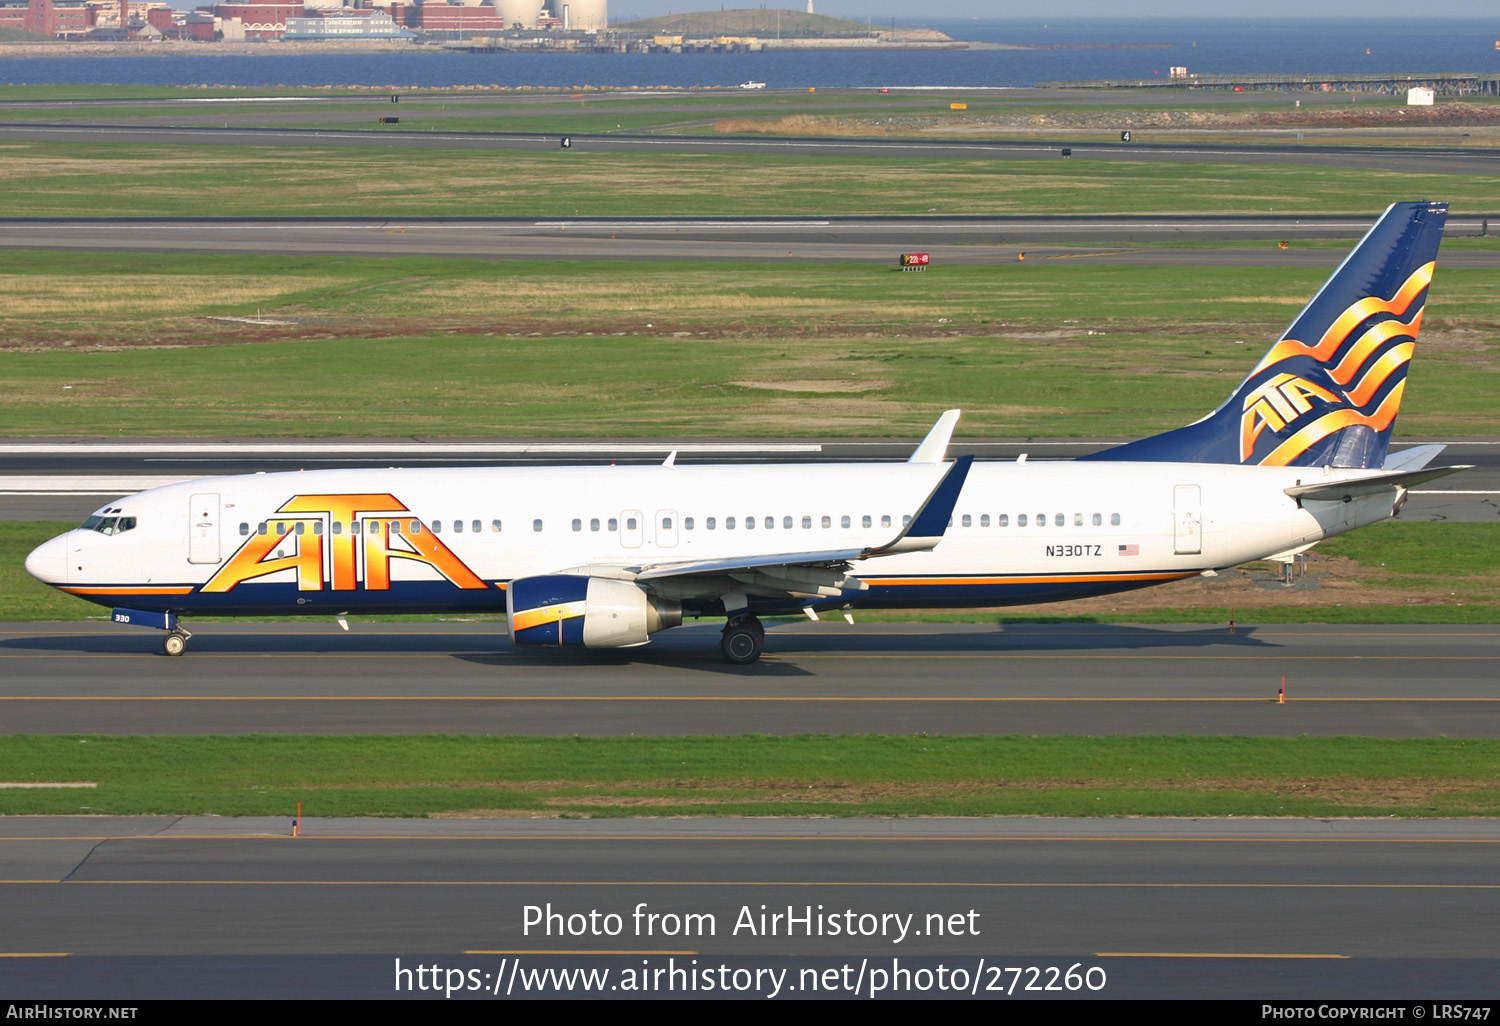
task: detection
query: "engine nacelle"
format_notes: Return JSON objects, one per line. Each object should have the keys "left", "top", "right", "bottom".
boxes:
{"left": 507, "top": 574, "right": 682, "bottom": 649}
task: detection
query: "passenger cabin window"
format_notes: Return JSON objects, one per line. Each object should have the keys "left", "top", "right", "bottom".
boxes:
{"left": 782, "top": 516, "right": 792, "bottom": 530}
{"left": 745, "top": 517, "right": 755, "bottom": 530}
{"left": 239, "top": 523, "right": 249, "bottom": 536}
{"left": 492, "top": 520, "right": 503, "bottom": 533}
{"left": 590, "top": 519, "right": 600, "bottom": 532}
{"left": 841, "top": 515, "right": 851, "bottom": 529}
{"left": 821, "top": 516, "right": 831, "bottom": 529}
{"left": 572, "top": 519, "right": 582, "bottom": 532}
{"left": 608, "top": 518, "right": 617, "bottom": 532}
{"left": 1018, "top": 514, "right": 1028, "bottom": 527}
{"left": 1111, "top": 513, "right": 1121, "bottom": 526}
{"left": 727, "top": 517, "right": 736, "bottom": 530}
{"left": 533, "top": 519, "right": 543, "bottom": 533}
{"left": 685, "top": 517, "right": 694, "bottom": 531}
{"left": 332, "top": 522, "right": 343, "bottom": 536}
{"left": 999, "top": 514, "right": 1009, "bottom": 527}
{"left": 707, "top": 517, "right": 717, "bottom": 530}
{"left": 432, "top": 521, "right": 442, "bottom": 534}
{"left": 663, "top": 517, "right": 673, "bottom": 531}
{"left": 882, "top": 515, "right": 892, "bottom": 529}
{"left": 1092, "top": 513, "right": 1102, "bottom": 527}
{"left": 1055, "top": 514, "right": 1064, "bottom": 527}
{"left": 981, "top": 514, "right": 990, "bottom": 527}
{"left": 472, "top": 520, "right": 482, "bottom": 534}
{"left": 961, "top": 514, "right": 971, "bottom": 528}
{"left": 862, "top": 515, "right": 872, "bottom": 528}
{"left": 626, "top": 517, "right": 637, "bottom": 531}
{"left": 802, "top": 516, "right": 811, "bottom": 530}
{"left": 453, "top": 520, "right": 463, "bottom": 534}
{"left": 351, "top": 522, "right": 362, "bottom": 535}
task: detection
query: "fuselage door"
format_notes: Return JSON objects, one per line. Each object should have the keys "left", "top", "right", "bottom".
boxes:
{"left": 1173, "top": 484, "right": 1202, "bottom": 556}
{"left": 656, "top": 509, "right": 679, "bottom": 548}
{"left": 188, "top": 492, "right": 222, "bottom": 564}
{"left": 620, "top": 510, "right": 643, "bottom": 549}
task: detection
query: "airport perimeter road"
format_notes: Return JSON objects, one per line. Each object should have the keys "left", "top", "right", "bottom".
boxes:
{"left": 3, "top": 122, "right": 1498, "bottom": 174}
{"left": 2, "top": 623, "right": 1496, "bottom": 738}
{"left": 2, "top": 437, "right": 1494, "bottom": 522}
{"left": 1, "top": 215, "right": 1498, "bottom": 261}
{"left": 2, "top": 817, "right": 1497, "bottom": 999}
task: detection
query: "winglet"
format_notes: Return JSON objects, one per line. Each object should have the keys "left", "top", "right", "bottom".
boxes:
{"left": 863, "top": 455, "right": 973, "bottom": 557}
{"left": 908, "top": 409, "right": 961, "bottom": 464}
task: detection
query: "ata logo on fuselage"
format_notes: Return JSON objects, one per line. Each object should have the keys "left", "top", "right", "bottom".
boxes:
{"left": 202, "top": 494, "right": 489, "bottom": 593}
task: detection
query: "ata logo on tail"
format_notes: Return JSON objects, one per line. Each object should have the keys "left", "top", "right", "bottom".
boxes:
{"left": 202, "top": 494, "right": 491, "bottom": 593}
{"left": 1239, "top": 261, "right": 1432, "bottom": 466}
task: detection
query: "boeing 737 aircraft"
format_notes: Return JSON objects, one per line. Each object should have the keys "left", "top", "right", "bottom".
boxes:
{"left": 25, "top": 201, "right": 1466, "bottom": 664}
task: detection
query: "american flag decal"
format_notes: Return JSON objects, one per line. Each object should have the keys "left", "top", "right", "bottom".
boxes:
{"left": 1118, "top": 544, "right": 1139, "bottom": 556}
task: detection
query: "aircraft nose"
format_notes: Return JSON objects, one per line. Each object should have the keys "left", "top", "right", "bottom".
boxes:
{"left": 25, "top": 534, "right": 69, "bottom": 585}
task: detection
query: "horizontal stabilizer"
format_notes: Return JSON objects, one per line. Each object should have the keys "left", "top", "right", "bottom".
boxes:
{"left": 1380, "top": 444, "right": 1446, "bottom": 473}
{"left": 1285, "top": 465, "right": 1470, "bottom": 503}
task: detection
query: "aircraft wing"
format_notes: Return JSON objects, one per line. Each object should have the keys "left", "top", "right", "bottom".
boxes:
{"left": 633, "top": 455, "right": 974, "bottom": 584}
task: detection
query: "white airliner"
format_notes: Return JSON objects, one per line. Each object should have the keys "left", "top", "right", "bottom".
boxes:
{"left": 25, "top": 202, "right": 1466, "bottom": 664}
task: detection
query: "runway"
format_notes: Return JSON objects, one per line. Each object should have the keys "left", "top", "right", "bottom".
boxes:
{"left": 2, "top": 215, "right": 1498, "bottom": 263}
{"left": 2, "top": 622, "right": 1496, "bottom": 737}
{"left": 2, "top": 816, "right": 1497, "bottom": 999}
{"left": 4, "top": 121, "right": 1499, "bottom": 175}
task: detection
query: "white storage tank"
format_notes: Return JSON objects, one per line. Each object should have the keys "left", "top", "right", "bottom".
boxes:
{"left": 494, "top": 0, "right": 537, "bottom": 26}
{"left": 559, "top": 0, "right": 605, "bottom": 30}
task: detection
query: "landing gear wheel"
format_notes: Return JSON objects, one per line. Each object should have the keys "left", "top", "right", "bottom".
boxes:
{"left": 720, "top": 619, "right": 764, "bottom": 665}
{"left": 162, "top": 631, "right": 188, "bottom": 657}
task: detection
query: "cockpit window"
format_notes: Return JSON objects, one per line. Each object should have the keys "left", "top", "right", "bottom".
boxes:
{"left": 81, "top": 515, "right": 135, "bottom": 536}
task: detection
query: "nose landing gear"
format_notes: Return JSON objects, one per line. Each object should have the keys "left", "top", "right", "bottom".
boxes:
{"left": 162, "top": 627, "right": 192, "bottom": 657}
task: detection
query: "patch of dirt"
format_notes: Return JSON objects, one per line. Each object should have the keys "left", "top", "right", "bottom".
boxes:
{"left": 730, "top": 378, "right": 889, "bottom": 393}
{"left": 716, "top": 101, "right": 1500, "bottom": 140}
{"left": 421, "top": 777, "right": 1498, "bottom": 814}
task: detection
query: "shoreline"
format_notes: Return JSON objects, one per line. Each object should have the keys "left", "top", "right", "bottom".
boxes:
{"left": 0, "top": 37, "right": 1040, "bottom": 59}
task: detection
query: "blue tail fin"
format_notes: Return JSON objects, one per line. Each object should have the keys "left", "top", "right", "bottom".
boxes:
{"left": 1083, "top": 201, "right": 1446, "bottom": 469}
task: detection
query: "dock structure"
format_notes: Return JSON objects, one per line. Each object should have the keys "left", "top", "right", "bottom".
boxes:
{"left": 1039, "top": 72, "right": 1500, "bottom": 96}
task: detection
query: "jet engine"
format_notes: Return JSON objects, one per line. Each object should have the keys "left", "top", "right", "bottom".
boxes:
{"left": 507, "top": 574, "right": 682, "bottom": 649}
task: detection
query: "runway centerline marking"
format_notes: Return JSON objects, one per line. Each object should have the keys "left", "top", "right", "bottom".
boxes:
{"left": 5, "top": 835, "right": 1498, "bottom": 844}
{"left": 12, "top": 880, "right": 1500, "bottom": 890}
{"left": 3, "top": 696, "right": 1499, "bottom": 703}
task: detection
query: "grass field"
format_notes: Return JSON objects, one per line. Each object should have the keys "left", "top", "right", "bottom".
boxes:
{"left": 0, "top": 734, "right": 1495, "bottom": 817}
{"left": 3, "top": 140, "right": 1499, "bottom": 218}
{"left": 1, "top": 253, "right": 1494, "bottom": 437}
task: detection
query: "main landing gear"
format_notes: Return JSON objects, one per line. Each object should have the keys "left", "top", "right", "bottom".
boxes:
{"left": 719, "top": 614, "right": 765, "bottom": 665}
{"left": 162, "top": 627, "right": 192, "bottom": 657}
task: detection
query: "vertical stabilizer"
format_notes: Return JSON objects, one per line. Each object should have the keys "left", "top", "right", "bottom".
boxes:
{"left": 1084, "top": 201, "right": 1446, "bottom": 468}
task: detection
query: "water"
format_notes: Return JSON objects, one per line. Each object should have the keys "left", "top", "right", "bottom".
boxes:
{"left": 0, "top": 17, "right": 1496, "bottom": 89}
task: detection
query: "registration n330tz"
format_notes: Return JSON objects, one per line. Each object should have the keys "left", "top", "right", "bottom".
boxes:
{"left": 25, "top": 202, "right": 1466, "bottom": 663}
